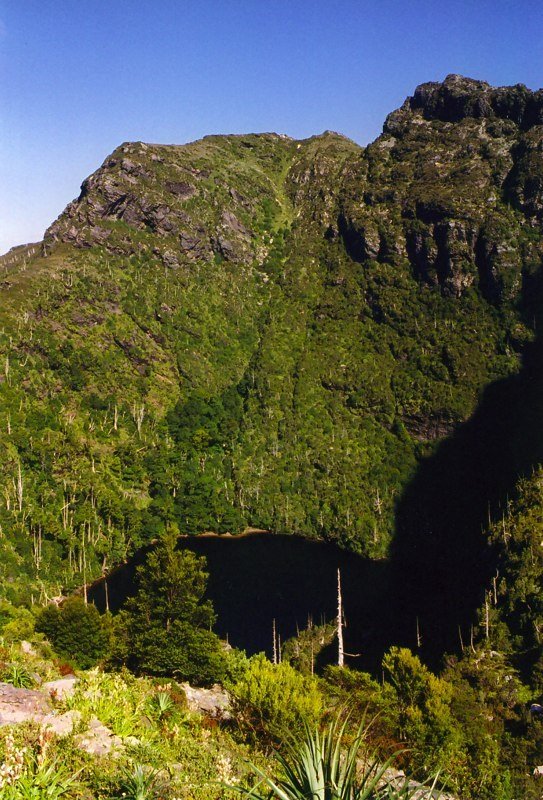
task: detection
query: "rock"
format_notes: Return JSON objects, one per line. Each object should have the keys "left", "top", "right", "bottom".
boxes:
{"left": 160, "top": 249, "right": 181, "bottom": 269}
{"left": 42, "top": 676, "right": 78, "bottom": 700}
{"left": 337, "top": 214, "right": 382, "bottom": 262}
{"left": 380, "top": 765, "right": 456, "bottom": 799}
{"left": 0, "top": 683, "right": 51, "bottom": 726}
{"left": 402, "top": 412, "right": 457, "bottom": 441}
{"left": 434, "top": 220, "right": 478, "bottom": 297}
{"left": 74, "top": 716, "right": 123, "bottom": 756}
{"left": 123, "top": 735, "right": 141, "bottom": 748}
{"left": 181, "top": 683, "right": 231, "bottom": 719}
{"left": 384, "top": 74, "right": 543, "bottom": 137}
{"left": 41, "top": 710, "right": 81, "bottom": 737}
{"left": 166, "top": 181, "right": 196, "bottom": 199}
{"left": 405, "top": 226, "right": 439, "bottom": 284}
{"left": 20, "top": 641, "right": 36, "bottom": 656}
{"left": 221, "top": 210, "right": 250, "bottom": 238}
{"left": 213, "top": 235, "right": 236, "bottom": 259}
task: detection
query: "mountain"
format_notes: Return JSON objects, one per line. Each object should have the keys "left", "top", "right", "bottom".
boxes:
{"left": 0, "top": 74, "right": 542, "bottom": 605}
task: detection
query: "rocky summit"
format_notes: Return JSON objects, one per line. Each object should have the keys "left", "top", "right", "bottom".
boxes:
{"left": 0, "top": 75, "right": 542, "bottom": 604}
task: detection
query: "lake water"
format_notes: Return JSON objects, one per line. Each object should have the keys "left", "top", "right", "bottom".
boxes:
{"left": 88, "top": 532, "right": 397, "bottom": 671}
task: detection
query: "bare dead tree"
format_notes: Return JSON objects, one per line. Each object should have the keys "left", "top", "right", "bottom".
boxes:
{"left": 337, "top": 568, "right": 344, "bottom": 667}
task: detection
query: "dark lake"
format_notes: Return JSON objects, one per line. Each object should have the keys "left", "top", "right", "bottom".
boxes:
{"left": 88, "top": 532, "right": 399, "bottom": 672}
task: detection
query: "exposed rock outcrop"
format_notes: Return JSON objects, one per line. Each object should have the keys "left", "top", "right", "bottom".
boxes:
{"left": 384, "top": 74, "right": 543, "bottom": 132}
{"left": 0, "top": 683, "right": 51, "bottom": 725}
{"left": 181, "top": 682, "right": 231, "bottom": 719}
{"left": 0, "top": 681, "right": 122, "bottom": 755}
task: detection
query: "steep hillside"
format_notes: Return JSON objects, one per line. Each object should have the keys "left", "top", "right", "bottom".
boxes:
{"left": 0, "top": 74, "right": 542, "bottom": 601}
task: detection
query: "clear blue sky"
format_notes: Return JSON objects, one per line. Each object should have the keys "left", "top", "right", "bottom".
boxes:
{"left": 1, "top": 0, "right": 541, "bottom": 254}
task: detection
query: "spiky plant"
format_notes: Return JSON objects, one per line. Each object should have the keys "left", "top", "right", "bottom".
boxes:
{"left": 118, "top": 764, "right": 160, "bottom": 800}
{"left": 151, "top": 691, "right": 175, "bottom": 721}
{"left": 233, "top": 715, "right": 440, "bottom": 800}
{"left": 4, "top": 663, "right": 34, "bottom": 689}
{"left": 2, "top": 758, "right": 79, "bottom": 799}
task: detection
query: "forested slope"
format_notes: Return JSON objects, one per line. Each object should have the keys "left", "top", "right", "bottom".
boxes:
{"left": 0, "top": 74, "right": 542, "bottom": 600}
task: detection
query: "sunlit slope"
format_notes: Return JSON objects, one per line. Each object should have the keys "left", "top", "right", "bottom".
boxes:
{"left": 0, "top": 75, "right": 542, "bottom": 598}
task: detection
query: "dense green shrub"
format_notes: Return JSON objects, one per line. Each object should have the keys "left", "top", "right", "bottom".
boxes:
{"left": 322, "top": 650, "right": 533, "bottom": 800}
{"left": 233, "top": 713, "right": 440, "bottom": 800}
{"left": 35, "top": 596, "right": 109, "bottom": 669}
{"left": 231, "top": 654, "right": 322, "bottom": 743}
{"left": 0, "top": 602, "right": 35, "bottom": 642}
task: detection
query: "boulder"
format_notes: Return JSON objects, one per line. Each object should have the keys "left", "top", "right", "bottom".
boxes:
{"left": 181, "top": 683, "right": 231, "bottom": 719}
{"left": 41, "top": 710, "right": 82, "bottom": 737}
{"left": 0, "top": 683, "right": 51, "bottom": 725}
{"left": 74, "top": 716, "right": 123, "bottom": 756}
{"left": 42, "top": 676, "right": 78, "bottom": 700}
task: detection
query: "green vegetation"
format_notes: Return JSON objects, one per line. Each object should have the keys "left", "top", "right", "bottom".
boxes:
{"left": 486, "top": 467, "right": 543, "bottom": 684}
{"left": 2, "top": 625, "right": 541, "bottom": 799}
{"left": 0, "top": 91, "right": 540, "bottom": 602}
{"left": 36, "top": 597, "right": 109, "bottom": 669}
{"left": 0, "top": 75, "right": 542, "bottom": 795}
{"left": 233, "top": 715, "right": 427, "bottom": 800}
{"left": 230, "top": 654, "right": 323, "bottom": 743}
{"left": 112, "top": 529, "right": 226, "bottom": 685}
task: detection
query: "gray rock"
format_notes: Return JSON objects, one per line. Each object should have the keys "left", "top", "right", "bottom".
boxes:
{"left": 166, "top": 181, "right": 196, "bottom": 199}
{"left": 42, "top": 676, "right": 78, "bottom": 700}
{"left": 74, "top": 716, "right": 123, "bottom": 756}
{"left": 41, "top": 710, "right": 81, "bottom": 737}
{"left": 0, "top": 683, "right": 51, "bottom": 725}
{"left": 181, "top": 683, "right": 231, "bottom": 719}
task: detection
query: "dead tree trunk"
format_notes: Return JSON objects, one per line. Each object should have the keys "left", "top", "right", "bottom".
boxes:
{"left": 337, "top": 568, "right": 344, "bottom": 667}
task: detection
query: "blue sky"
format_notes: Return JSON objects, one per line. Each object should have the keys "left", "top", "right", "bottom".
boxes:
{"left": 1, "top": 0, "right": 541, "bottom": 254}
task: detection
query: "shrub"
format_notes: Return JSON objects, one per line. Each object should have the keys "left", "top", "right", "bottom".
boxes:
{"left": 0, "top": 604, "right": 35, "bottom": 643}
{"left": 35, "top": 597, "right": 109, "bottom": 669}
{"left": 230, "top": 654, "right": 322, "bottom": 743}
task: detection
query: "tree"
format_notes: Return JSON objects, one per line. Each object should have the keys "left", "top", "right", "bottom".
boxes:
{"left": 118, "top": 528, "right": 225, "bottom": 685}
{"left": 36, "top": 596, "right": 109, "bottom": 669}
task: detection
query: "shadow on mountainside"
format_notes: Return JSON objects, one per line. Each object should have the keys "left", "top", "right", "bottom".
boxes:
{"left": 86, "top": 273, "right": 543, "bottom": 675}
{"left": 390, "top": 269, "right": 543, "bottom": 667}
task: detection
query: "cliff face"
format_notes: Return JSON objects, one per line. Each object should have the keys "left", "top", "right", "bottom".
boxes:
{"left": 0, "top": 75, "right": 542, "bottom": 595}
{"left": 44, "top": 75, "right": 543, "bottom": 304}
{"left": 338, "top": 74, "right": 543, "bottom": 300}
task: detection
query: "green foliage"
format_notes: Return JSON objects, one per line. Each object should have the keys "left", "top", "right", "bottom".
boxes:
{"left": 64, "top": 669, "right": 153, "bottom": 738}
{"left": 486, "top": 468, "right": 543, "bottom": 680}
{"left": 323, "top": 652, "right": 533, "bottom": 800}
{"left": 231, "top": 654, "right": 322, "bottom": 743}
{"left": 282, "top": 622, "right": 336, "bottom": 675}
{"left": 232, "top": 714, "right": 439, "bottom": 799}
{"left": 0, "top": 86, "right": 541, "bottom": 797}
{"left": 0, "top": 117, "right": 536, "bottom": 602}
{"left": 2, "top": 663, "right": 34, "bottom": 689}
{"left": 149, "top": 690, "right": 175, "bottom": 722}
{"left": 35, "top": 597, "right": 109, "bottom": 669}
{"left": 0, "top": 604, "right": 35, "bottom": 643}
{"left": 117, "top": 530, "right": 226, "bottom": 685}
{"left": 117, "top": 764, "right": 160, "bottom": 800}
{"left": 0, "top": 728, "right": 79, "bottom": 799}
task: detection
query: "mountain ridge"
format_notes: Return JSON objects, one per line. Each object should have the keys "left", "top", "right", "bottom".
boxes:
{"left": 0, "top": 75, "right": 541, "bottom": 607}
